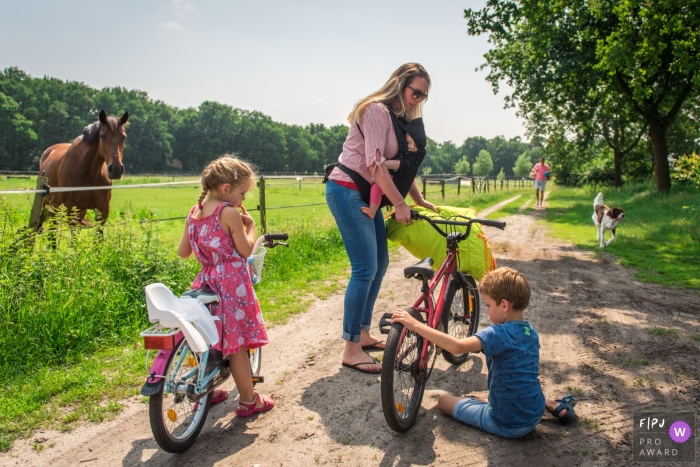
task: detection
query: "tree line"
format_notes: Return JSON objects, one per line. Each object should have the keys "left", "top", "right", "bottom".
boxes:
{"left": 0, "top": 67, "right": 546, "bottom": 178}
{"left": 465, "top": 0, "right": 700, "bottom": 191}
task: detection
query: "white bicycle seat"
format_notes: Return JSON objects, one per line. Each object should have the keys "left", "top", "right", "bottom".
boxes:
{"left": 145, "top": 283, "right": 220, "bottom": 353}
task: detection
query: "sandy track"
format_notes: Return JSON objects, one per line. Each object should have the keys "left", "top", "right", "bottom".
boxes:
{"left": 3, "top": 198, "right": 699, "bottom": 467}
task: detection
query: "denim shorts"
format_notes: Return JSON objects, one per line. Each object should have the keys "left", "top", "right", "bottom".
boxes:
{"left": 452, "top": 398, "right": 542, "bottom": 439}
{"left": 534, "top": 180, "right": 546, "bottom": 191}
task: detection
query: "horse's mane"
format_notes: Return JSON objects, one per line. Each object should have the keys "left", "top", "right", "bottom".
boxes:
{"left": 82, "top": 115, "right": 123, "bottom": 145}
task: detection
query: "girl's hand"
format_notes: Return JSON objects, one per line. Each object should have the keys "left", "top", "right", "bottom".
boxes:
{"left": 240, "top": 206, "right": 255, "bottom": 229}
{"left": 391, "top": 309, "right": 420, "bottom": 331}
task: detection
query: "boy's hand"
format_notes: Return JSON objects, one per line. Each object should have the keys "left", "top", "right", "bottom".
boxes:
{"left": 391, "top": 309, "right": 421, "bottom": 331}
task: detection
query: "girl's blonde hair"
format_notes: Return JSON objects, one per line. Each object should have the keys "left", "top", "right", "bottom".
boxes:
{"left": 197, "top": 154, "right": 256, "bottom": 208}
{"left": 348, "top": 62, "right": 430, "bottom": 124}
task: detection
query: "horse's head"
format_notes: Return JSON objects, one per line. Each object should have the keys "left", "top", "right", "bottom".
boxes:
{"left": 98, "top": 110, "right": 129, "bottom": 179}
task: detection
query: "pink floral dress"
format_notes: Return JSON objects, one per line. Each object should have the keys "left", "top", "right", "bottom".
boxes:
{"left": 187, "top": 202, "right": 268, "bottom": 355}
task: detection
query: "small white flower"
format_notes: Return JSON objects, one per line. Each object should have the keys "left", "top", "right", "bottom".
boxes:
{"left": 235, "top": 309, "right": 245, "bottom": 321}
{"left": 212, "top": 252, "right": 219, "bottom": 263}
{"left": 256, "top": 312, "right": 264, "bottom": 324}
{"left": 233, "top": 261, "right": 243, "bottom": 268}
{"left": 236, "top": 284, "right": 246, "bottom": 297}
{"left": 210, "top": 237, "right": 220, "bottom": 248}
{"left": 216, "top": 263, "right": 224, "bottom": 274}
{"left": 200, "top": 225, "right": 208, "bottom": 236}
{"left": 238, "top": 336, "right": 245, "bottom": 345}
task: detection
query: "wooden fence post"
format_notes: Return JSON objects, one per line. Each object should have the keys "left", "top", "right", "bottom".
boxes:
{"left": 422, "top": 177, "right": 426, "bottom": 199}
{"left": 258, "top": 176, "right": 267, "bottom": 234}
{"left": 457, "top": 176, "right": 461, "bottom": 195}
{"left": 28, "top": 176, "right": 48, "bottom": 231}
{"left": 441, "top": 179, "right": 445, "bottom": 199}
{"left": 471, "top": 177, "right": 475, "bottom": 194}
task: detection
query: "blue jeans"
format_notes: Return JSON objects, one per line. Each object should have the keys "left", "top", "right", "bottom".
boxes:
{"left": 325, "top": 181, "right": 389, "bottom": 342}
{"left": 452, "top": 398, "right": 542, "bottom": 439}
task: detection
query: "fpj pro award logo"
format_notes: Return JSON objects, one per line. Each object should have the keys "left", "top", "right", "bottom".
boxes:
{"left": 634, "top": 411, "right": 696, "bottom": 463}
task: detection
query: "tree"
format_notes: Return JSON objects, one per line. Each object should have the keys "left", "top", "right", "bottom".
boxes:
{"left": 513, "top": 152, "right": 533, "bottom": 177}
{"left": 496, "top": 167, "right": 506, "bottom": 181}
{"left": 454, "top": 156, "right": 470, "bottom": 174}
{"left": 0, "top": 92, "right": 37, "bottom": 170}
{"left": 465, "top": 0, "right": 700, "bottom": 192}
{"left": 473, "top": 150, "right": 493, "bottom": 176}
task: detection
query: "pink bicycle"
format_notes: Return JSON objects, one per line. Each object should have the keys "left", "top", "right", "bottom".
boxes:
{"left": 379, "top": 210, "right": 505, "bottom": 432}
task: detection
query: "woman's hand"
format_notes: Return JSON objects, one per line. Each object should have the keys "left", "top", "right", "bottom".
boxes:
{"left": 394, "top": 202, "right": 412, "bottom": 224}
{"left": 391, "top": 309, "right": 420, "bottom": 331}
{"left": 417, "top": 199, "right": 438, "bottom": 212}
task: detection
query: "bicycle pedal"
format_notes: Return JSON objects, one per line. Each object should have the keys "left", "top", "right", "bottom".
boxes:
{"left": 379, "top": 312, "right": 394, "bottom": 334}
{"left": 251, "top": 376, "right": 264, "bottom": 384}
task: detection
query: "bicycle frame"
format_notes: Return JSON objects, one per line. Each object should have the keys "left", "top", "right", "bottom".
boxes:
{"left": 404, "top": 248, "right": 459, "bottom": 369}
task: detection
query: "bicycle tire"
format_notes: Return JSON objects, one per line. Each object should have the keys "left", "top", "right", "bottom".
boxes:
{"left": 149, "top": 339, "right": 211, "bottom": 453}
{"left": 381, "top": 320, "right": 426, "bottom": 432}
{"left": 250, "top": 348, "right": 262, "bottom": 387}
{"left": 442, "top": 275, "right": 481, "bottom": 365}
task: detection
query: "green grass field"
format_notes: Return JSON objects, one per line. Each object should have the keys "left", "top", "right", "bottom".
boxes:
{"left": 0, "top": 174, "right": 531, "bottom": 450}
{"left": 542, "top": 184, "right": 700, "bottom": 289}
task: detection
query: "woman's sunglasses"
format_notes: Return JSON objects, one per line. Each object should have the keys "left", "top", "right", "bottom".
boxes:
{"left": 406, "top": 84, "right": 428, "bottom": 101}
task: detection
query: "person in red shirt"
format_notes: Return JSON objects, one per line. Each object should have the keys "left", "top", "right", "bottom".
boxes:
{"left": 532, "top": 157, "right": 550, "bottom": 208}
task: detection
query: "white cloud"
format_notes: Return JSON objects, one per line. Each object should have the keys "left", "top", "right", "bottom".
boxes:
{"left": 171, "top": 0, "right": 196, "bottom": 16}
{"left": 158, "top": 21, "right": 184, "bottom": 31}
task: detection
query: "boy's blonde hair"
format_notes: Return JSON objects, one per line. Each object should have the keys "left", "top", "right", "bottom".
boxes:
{"left": 197, "top": 154, "right": 256, "bottom": 208}
{"left": 348, "top": 62, "right": 430, "bottom": 124}
{"left": 478, "top": 267, "right": 531, "bottom": 311}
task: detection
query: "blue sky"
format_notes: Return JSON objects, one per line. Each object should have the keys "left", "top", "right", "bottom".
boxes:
{"left": 0, "top": 0, "right": 526, "bottom": 144}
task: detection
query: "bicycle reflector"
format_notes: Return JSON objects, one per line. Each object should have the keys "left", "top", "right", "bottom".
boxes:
{"left": 143, "top": 334, "right": 177, "bottom": 350}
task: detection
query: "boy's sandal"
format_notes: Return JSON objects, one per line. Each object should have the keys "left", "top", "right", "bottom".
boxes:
{"left": 552, "top": 394, "right": 577, "bottom": 425}
{"left": 210, "top": 389, "right": 228, "bottom": 405}
{"left": 235, "top": 392, "right": 274, "bottom": 418}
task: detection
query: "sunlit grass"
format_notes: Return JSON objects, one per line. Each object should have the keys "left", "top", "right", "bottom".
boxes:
{"left": 543, "top": 184, "right": 700, "bottom": 289}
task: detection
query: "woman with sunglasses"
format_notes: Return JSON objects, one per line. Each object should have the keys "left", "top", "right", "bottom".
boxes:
{"left": 325, "top": 63, "right": 437, "bottom": 374}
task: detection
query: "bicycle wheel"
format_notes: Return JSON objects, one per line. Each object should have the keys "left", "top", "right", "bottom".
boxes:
{"left": 381, "top": 318, "right": 427, "bottom": 432}
{"left": 149, "top": 339, "right": 211, "bottom": 453}
{"left": 442, "top": 275, "right": 481, "bottom": 365}
{"left": 249, "top": 347, "right": 262, "bottom": 387}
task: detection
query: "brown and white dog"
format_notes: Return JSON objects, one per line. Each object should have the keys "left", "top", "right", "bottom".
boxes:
{"left": 593, "top": 192, "right": 625, "bottom": 248}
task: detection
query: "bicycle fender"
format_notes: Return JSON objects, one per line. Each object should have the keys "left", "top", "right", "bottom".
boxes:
{"left": 140, "top": 332, "right": 180, "bottom": 394}
{"left": 451, "top": 271, "right": 468, "bottom": 287}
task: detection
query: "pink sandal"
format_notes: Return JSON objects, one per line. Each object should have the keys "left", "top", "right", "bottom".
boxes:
{"left": 210, "top": 389, "right": 228, "bottom": 405}
{"left": 235, "top": 392, "right": 274, "bottom": 417}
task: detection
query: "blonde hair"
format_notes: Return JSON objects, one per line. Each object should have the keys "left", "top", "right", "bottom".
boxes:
{"left": 478, "top": 267, "right": 531, "bottom": 311}
{"left": 348, "top": 63, "right": 430, "bottom": 124}
{"left": 197, "top": 154, "right": 256, "bottom": 208}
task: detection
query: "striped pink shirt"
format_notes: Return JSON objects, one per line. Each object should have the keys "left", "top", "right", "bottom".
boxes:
{"left": 329, "top": 103, "right": 399, "bottom": 185}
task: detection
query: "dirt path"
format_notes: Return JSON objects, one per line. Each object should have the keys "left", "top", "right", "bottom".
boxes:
{"left": 3, "top": 201, "right": 699, "bottom": 467}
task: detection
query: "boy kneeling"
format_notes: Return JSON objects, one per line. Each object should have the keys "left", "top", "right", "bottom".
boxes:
{"left": 391, "top": 267, "right": 576, "bottom": 438}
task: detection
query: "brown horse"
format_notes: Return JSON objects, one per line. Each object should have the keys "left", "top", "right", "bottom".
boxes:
{"left": 39, "top": 110, "right": 129, "bottom": 226}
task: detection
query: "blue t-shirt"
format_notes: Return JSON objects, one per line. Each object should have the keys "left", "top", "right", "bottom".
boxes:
{"left": 476, "top": 320, "right": 545, "bottom": 428}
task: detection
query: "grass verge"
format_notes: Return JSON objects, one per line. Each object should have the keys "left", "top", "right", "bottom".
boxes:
{"left": 542, "top": 184, "right": 700, "bottom": 289}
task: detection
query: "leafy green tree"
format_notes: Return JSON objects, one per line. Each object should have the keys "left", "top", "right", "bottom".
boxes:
{"left": 513, "top": 152, "right": 533, "bottom": 177}
{"left": 473, "top": 149, "right": 494, "bottom": 176}
{"left": 496, "top": 167, "right": 506, "bottom": 181}
{"left": 454, "top": 156, "right": 470, "bottom": 175}
{"left": 465, "top": 0, "right": 700, "bottom": 192}
{"left": 0, "top": 92, "right": 37, "bottom": 170}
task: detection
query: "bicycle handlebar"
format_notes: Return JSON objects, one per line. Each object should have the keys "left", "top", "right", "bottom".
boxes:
{"left": 398, "top": 210, "right": 506, "bottom": 239}
{"left": 265, "top": 233, "right": 288, "bottom": 242}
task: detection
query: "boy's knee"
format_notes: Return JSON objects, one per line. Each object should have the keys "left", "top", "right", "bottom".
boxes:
{"left": 437, "top": 394, "right": 456, "bottom": 415}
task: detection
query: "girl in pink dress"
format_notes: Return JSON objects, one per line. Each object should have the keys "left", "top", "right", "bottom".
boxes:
{"left": 177, "top": 154, "right": 274, "bottom": 418}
